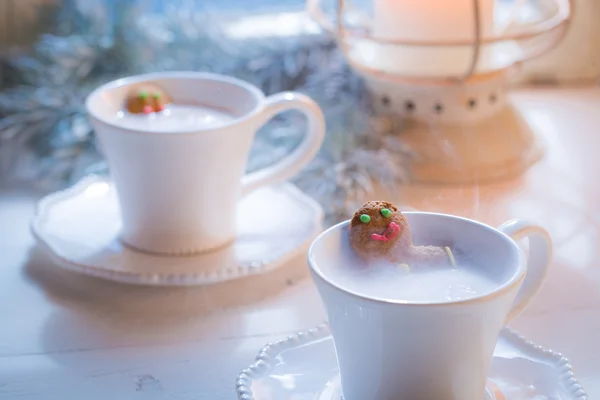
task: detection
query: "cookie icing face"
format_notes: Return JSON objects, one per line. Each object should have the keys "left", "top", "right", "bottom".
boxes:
{"left": 349, "top": 200, "right": 412, "bottom": 261}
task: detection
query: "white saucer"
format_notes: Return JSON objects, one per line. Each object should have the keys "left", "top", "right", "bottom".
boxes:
{"left": 236, "top": 324, "right": 588, "bottom": 400}
{"left": 31, "top": 175, "right": 323, "bottom": 286}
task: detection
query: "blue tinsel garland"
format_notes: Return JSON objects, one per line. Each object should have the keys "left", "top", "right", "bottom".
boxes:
{"left": 0, "top": 0, "right": 411, "bottom": 221}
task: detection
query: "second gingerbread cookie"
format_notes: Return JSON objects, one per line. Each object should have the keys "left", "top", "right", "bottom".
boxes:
{"left": 126, "top": 83, "right": 172, "bottom": 115}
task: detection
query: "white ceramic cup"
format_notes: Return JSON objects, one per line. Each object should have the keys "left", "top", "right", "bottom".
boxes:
{"left": 86, "top": 72, "right": 325, "bottom": 255}
{"left": 308, "top": 212, "right": 552, "bottom": 400}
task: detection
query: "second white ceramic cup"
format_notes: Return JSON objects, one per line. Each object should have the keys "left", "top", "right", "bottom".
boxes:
{"left": 308, "top": 213, "right": 552, "bottom": 400}
{"left": 86, "top": 72, "right": 325, "bottom": 255}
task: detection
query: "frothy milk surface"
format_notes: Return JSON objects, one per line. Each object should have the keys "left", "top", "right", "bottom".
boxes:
{"left": 329, "top": 258, "right": 500, "bottom": 302}
{"left": 113, "top": 105, "right": 234, "bottom": 132}
{"left": 322, "top": 229, "right": 503, "bottom": 302}
{"left": 313, "top": 216, "right": 518, "bottom": 303}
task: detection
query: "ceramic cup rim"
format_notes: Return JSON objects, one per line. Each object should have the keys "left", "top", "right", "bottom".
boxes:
{"left": 307, "top": 211, "right": 526, "bottom": 307}
{"left": 85, "top": 71, "right": 265, "bottom": 135}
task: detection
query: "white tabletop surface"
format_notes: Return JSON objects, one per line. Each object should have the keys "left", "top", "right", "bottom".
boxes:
{"left": 0, "top": 87, "right": 599, "bottom": 399}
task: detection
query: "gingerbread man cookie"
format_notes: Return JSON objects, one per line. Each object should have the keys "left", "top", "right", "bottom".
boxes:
{"left": 349, "top": 200, "right": 454, "bottom": 267}
{"left": 126, "top": 84, "right": 172, "bottom": 114}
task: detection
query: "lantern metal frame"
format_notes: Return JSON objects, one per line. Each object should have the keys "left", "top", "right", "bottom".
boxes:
{"left": 306, "top": 0, "right": 574, "bottom": 184}
{"left": 307, "top": 0, "right": 573, "bottom": 85}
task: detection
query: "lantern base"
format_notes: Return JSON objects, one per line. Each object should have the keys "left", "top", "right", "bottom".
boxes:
{"left": 398, "top": 103, "right": 543, "bottom": 184}
{"left": 364, "top": 69, "right": 542, "bottom": 184}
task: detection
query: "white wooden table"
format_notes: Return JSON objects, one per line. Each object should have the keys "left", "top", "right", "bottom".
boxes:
{"left": 0, "top": 87, "right": 599, "bottom": 399}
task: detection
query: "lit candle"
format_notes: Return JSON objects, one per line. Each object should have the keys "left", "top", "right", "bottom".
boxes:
{"left": 374, "top": 0, "right": 495, "bottom": 43}
{"left": 352, "top": 0, "right": 500, "bottom": 77}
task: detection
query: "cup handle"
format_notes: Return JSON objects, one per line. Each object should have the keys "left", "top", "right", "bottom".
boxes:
{"left": 498, "top": 219, "right": 553, "bottom": 322}
{"left": 241, "top": 92, "right": 325, "bottom": 195}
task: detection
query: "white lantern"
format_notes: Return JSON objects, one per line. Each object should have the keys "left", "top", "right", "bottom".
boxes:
{"left": 308, "top": 0, "right": 572, "bottom": 183}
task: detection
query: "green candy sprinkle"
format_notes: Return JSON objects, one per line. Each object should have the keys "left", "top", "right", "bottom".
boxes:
{"left": 152, "top": 92, "right": 160, "bottom": 100}
{"left": 359, "top": 214, "right": 371, "bottom": 223}
{"left": 138, "top": 91, "right": 149, "bottom": 100}
{"left": 380, "top": 208, "right": 392, "bottom": 218}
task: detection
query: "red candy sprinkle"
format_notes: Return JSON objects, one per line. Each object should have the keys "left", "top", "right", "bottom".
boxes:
{"left": 156, "top": 104, "right": 165, "bottom": 112}
{"left": 143, "top": 105, "right": 153, "bottom": 114}
{"left": 371, "top": 233, "right": 389, "bottom": 242}
{"left": 371, "top": 221, "right": 400, "bottom": 242}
